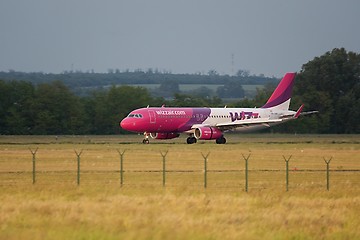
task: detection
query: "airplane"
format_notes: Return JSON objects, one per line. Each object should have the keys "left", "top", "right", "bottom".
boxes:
{"left": 120, "top": 72, "right": 317, "bottom": 144}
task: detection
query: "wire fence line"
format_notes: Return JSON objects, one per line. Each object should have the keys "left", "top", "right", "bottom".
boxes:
{"left": 0, "top": 148, "right": 359, "bottom": 191}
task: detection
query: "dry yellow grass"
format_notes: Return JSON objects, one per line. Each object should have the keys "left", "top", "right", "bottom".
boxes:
{"left": 0, "top": 134, "right": 359, "bottom": 239}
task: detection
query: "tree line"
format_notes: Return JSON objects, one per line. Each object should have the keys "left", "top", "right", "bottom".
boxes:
{"left": 0, "top": 79, "right": 227, "bottom": 135}
{"left": 0, "top": 48, "right": 359, "bottom": 135}
{"left": 0, "top": 68, "right": 275, "bottom": 98}
{"left": 0, "top": 69, "right": 276, "bottom": 89}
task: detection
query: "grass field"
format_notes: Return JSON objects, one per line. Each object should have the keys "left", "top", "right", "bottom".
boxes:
{"left": 0, "top": 134, "right": 359, "bottom": 239}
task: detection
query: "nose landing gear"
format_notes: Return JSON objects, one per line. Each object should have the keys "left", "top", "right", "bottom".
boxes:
{"left": 142, "top": 132, "right": 150, "bottom": 144}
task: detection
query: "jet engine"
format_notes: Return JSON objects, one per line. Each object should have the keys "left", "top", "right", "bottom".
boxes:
{"left": 194, "top": 127, "right": 223, "bottom": 140}
{"left": 150, "top": 132, "right": 180, "bottom": 139}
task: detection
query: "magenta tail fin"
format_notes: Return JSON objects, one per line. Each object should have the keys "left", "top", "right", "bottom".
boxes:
{"left": 262, "top": 72, "right": 296, "bottom": 109}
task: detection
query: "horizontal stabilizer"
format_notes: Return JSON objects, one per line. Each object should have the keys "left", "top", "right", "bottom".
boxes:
{"left": 300, "top": 110, "right": 319, "bottom": 116}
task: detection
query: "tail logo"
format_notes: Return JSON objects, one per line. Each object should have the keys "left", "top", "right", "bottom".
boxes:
{"left": 230, "top": 111, "right": 259, "bottom": 122}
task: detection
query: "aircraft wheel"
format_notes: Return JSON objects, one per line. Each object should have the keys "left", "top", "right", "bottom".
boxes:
{"left": 142, "top": 139, "right": 150, "bottom": 144}
{"left": 216, "top": 136, "right": 226, "bottom": 144}
{"left": 186, "top": 137, "right": 197, "bottom": 144}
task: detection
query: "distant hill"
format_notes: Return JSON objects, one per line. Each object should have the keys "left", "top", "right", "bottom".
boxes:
{"left": 0, "top": 70, "right": 278, "bottom": 98}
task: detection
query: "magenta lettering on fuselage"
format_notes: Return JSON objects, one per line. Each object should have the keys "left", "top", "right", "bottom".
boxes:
{"left": 155, "top": 110, "right": 186, "bottom": 115}
{"left": 229, "top": 111, "right": 259, "bottom": 122}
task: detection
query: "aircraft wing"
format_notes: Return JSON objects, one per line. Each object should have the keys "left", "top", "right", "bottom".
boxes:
{"left": 185, "top": 119, "right": 282, "bottom": 134}
{"left": 215, "top": 119, "right": 283, "bottom": 132}
{"left": 215, "top": 106, "right": 318, "bottom": 132}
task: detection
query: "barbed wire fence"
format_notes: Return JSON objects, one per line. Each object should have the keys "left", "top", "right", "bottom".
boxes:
{"left": 0, "top": 149, "right": 359, "bottom": 191}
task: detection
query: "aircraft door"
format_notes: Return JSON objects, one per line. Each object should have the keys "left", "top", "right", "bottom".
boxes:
{"left": 149, "top": 110, "right": 156, "bottom": 124}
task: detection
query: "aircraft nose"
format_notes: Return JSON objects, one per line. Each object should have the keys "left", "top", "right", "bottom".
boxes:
{"left": 120, "top": 118, "right": 136, "bottom": 131}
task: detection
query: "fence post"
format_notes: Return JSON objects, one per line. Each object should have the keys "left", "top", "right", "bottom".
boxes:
{"left": 117, "top": 149, "right": 126, "bottom": 186}
{"left": 160, "top": 151, "right": 168, "bottom": 187}
{"left": 324, "top": 157, "right": 332, "bottom": 191}
{"left": 201, "top": 152, "right": 210, "bottom": 188}
{"left": 29, "top": 148, "right": 38, "bottom": 184}
{"left": 242, "top": 154, "right": 251, "bottom": 192}
{"left": 283, "top": 155, "right": 292, "bottom": 191}
{"left": 74, "top": 150, "right": 83, "bottom": 186}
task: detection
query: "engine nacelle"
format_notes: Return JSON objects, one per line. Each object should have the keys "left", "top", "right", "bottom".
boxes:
{"left": 194, "top": 127, "right": 223, "bottom": 140}
{"left": 150, "top": 132, "right": 180, "bottom": 139}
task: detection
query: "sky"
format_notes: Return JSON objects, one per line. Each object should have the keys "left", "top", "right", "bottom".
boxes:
{"left": 1, "top": 0, "right": 359, "bottom": 77}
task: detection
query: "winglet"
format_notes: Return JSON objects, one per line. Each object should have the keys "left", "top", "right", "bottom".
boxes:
{"left": 294, "top": 104, "right": 304, "bottom": 119}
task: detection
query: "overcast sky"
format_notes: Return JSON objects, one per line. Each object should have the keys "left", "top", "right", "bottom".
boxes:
{"left": 1, "top": 0, "right": 359, "bottom": 77}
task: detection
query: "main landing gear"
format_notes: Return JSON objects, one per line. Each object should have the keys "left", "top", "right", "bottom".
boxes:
{"left": 216, "top": 136, "right": 226, "bottom": 144}
{"left": 186, "top": 136, "right": 197, "bottom": 144}
{"left": 186, "top": 136, "right": 226, "bottom": 144}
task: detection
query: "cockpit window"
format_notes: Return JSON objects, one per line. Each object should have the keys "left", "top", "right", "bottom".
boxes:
{"left": 128, "top": 113, "right": 143, "bottom": 118}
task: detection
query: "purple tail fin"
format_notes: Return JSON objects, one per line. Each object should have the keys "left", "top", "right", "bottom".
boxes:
{"left": 262, "top": 72, "right": 296, "bottom": 109}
